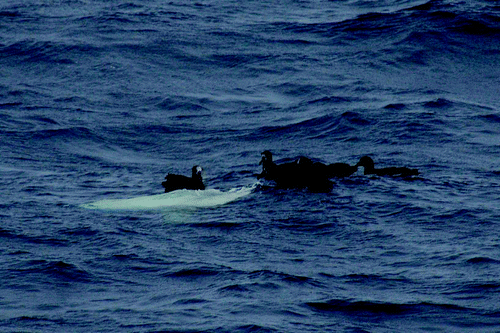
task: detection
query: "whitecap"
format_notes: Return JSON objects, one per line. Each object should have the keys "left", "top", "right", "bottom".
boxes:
{"left": 80, "top": 185, "right": 254, "bottom": 211}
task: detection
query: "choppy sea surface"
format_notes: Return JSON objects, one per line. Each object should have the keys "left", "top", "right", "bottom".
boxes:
{"left": 1, "top": 0, "right": 500, "bottom": 332}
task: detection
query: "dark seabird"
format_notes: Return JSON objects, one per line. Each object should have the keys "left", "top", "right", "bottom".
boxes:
{"left": 258, "top": 150, "right": 301, "bottom": 184}
{"left": 309, "top": 160, "right": 358, "bottom": 178}
{"left": 356, "top": 156, "right": 419, "bottom": 177}
{"left": 162, "top": 166, "right": 205, "bottom": 193}
{"left": 257, "top": 151, "right": 333, "bottom": 191}
{"left": 257, "top": 150, "right": 279, "bottom": 181}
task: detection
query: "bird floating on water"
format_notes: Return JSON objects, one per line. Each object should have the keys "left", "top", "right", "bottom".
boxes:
{"left": 162, "top": 165, "right": 205, "bottom": 193}
{"left": 355, "top": 156, "right": 419, "bottom": 177}
{"left": 257, "top": 150, "right": 359, "bottom": 191}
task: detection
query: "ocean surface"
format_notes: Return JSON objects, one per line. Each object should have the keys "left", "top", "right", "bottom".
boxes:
{"left": 1, "top": 0, "right": 500, "bottom": 331}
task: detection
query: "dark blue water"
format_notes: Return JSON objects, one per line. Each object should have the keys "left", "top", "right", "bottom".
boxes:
{"left": 1, "top": 0, "right": 500, "bottom": 331}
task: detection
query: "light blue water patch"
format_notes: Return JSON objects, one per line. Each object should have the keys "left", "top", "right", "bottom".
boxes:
{"left": 80, "top": 186, "right": 254, "bottom": 211}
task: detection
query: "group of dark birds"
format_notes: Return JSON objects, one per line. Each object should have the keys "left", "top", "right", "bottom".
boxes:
{"left": 161, "top": 150, "right": 419, "bottom": 193}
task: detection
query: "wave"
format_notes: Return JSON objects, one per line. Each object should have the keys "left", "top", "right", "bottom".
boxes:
{"left": 0, "top": 10, "right": 20, "bottom": 17}
{"left": 479, "top": 114, "right": 500, "bottom": 124}
{"left": 461, "top": 282, "right": 500, "bottom": 293}
{"left": 29, "top": 126, "right": 98, "bottom": 141}
{"left": 249, "top": 269, "right": 323, "bottom": 286}
{"left": 0, "top": 227, "right": 68, "bottom": 247}
{"left": 466, "top": 256, "right": 500, "bottom": 265}
{"left": 156, "top": 96, "right": 209, "bottom": 113}
{"left": 231, "top": 324, "right": 280, "bottom": 333}
{"left": 80, "top": 185, "right": 254, "bottom": 211}
{"left": 165, "top": 267, "right": 225, "bottom": 279}
{"left": 341, "top": 273, "right": 412, "bottom": 285}
{"left": 1, "top": 40, "right": 99, "bottom": 65}
{"left": 250, "top": 112, "right": 370, "bottom": 141}
{"left": 271, "top": 0, "right": 500, "bottom": 63}
{"left": 306, "top": 299, "right": 469, "bottom": 315}
{"left": 13, "top": 260, "right": 93, "bottom": 284}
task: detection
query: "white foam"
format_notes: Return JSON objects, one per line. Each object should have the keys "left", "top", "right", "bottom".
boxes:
{"left": 80, "top": 185, "right": 253, "bottom": 211}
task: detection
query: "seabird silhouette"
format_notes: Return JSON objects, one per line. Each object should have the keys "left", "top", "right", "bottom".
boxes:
{"left": 162, "top": 165, "right": 205, "bottom": 193}
{"left": 356, "top": 156, "right": 419, "bottom": 177}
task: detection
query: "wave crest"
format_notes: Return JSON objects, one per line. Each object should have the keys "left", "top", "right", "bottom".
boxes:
{"left": 81, "top": 185, "right": 254, "bottom": 210}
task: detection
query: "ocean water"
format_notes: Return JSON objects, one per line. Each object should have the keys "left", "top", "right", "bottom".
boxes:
{"left": 1, "top": 0, "right": 500, "bottom": 331}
